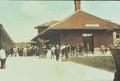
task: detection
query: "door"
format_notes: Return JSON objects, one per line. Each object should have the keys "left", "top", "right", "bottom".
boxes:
{"left": 82, "top": 33, "right": 94, "bottom": 53}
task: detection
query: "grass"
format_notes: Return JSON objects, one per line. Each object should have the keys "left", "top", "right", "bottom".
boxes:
{"left": 69, "top": 56, "right": 116, "bottom": 72}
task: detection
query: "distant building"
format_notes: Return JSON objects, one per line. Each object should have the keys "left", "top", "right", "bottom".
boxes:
{"left": 0, "top": 24, "right": 14, "bottom": 49}
{"left": 15, "top": 41, "right": 37, "bottom": 48}
{"left": 32, "top": 0, "right": 120, "bottom": 52}
{"left": 15, "top": 42, "right": 27, "bottom": 48}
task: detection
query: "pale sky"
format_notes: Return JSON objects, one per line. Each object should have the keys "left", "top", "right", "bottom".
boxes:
{"left": 0, "top": 1, "right": 120, "bottom": 42}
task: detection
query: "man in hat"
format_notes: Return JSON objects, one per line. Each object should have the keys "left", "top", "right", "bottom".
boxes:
{"left": 55, "top": 45, "right": 60, "bottom": 61}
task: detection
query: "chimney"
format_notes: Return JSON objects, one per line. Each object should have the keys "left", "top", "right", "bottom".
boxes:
{"left": 74, "top": 0, "right": 80, "bottom": 11}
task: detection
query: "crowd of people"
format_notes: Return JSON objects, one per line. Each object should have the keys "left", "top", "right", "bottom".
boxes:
{"left": 0, "top": 45, "right": 39, "bottom": 69}
{"left": 0, "top": 42, "right": 112, "bottom": 69}
{"left": 46, "top": 43, "right": 86, "bottom": 61}
{"left": 45, "top": 43, "right": 113, "bottom": 61}
{"left": 9, "top": 45, "right": 38, "bottom": 57}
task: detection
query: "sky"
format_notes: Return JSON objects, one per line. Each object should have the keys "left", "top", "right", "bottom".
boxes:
{"left": 0, "top": 1, "right": 120, "bottom": 42}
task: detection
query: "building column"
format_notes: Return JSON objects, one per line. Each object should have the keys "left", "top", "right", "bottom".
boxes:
{"left": 60, "top": 32, "right": 62, "bottom": 45}
{"left": 113, "top": 32, "right": 117, "bottom": 44}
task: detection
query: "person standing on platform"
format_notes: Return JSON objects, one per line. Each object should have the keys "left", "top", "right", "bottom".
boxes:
{"left": 75, "top": 44, "right": 80, "bottom": 57}
{"left": 71, "top": 44, "right": 75, "bottom": 55}
{"left": 51, "top": 45, "right": 55, "bottom": 59}
{"left": 23, "top": 47, "right": 27, "bottom": 56}
{"left": 13, "top": 47, "right": 18, "bottom": 57}
{"left": 10, "top": 47, "right": 14, "bottom": 57}
{"left": 0, "top": 46, "right": 7, "bottom": 69}
{"left": 64, "top": 44, "right": 70, "bottom": 60}
{"left": 33, "top": 46, "right": 37, "bottom": 56}
{"left": 55, "top": 45, "right": 60, "bottom": 61}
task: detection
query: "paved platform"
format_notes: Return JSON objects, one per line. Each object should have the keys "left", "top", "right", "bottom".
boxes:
{"left": 0, "top": 57, "right": 114, "bottom": 81}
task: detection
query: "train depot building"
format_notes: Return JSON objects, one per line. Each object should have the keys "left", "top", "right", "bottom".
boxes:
{"left": 32, "top": 0, "right": 120, "bottom": 53}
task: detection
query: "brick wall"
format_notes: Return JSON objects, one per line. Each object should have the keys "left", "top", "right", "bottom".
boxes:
{"left": 61, "top": 30, "right": 113, "bottom": 48}
{"left": 93, "top": 31, "right": 113, "bottom": 48}
{"left": 61, "top": 31, "right": 82, "bottom": 44}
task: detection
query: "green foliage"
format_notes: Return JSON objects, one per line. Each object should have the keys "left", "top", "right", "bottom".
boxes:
{"left": 38, "top": 39, "right": 49, "bottom": 47}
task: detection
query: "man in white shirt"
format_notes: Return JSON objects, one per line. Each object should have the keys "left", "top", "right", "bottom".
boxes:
{"left": 51, "top": 45, "right": 56, "bottom": 59}
{"left": 0, "top": 47, "right": 6, "bottom": 69}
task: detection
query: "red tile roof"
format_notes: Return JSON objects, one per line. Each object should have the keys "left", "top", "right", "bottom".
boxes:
{"left": 38, "top": 10, "right": 120, "bottom": 36}
{"left": 47, "top": 10, "right": 120, "bottom": 30}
